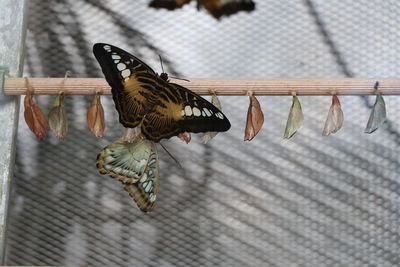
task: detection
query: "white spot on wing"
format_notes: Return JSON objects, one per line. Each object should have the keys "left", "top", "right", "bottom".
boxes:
{"left": 216, "top": 112, "right": 224, "bottom": 119}
{"left": 204, "top": 108, "right": 212, "bottom": 117}
{"left": 104, "top": 156, "right": 114, "bottom": 163}
{"left": 184, "top": 106, "right": 192, "bottom": 116}
{"left": 117, "top": 63, "right": 126, "bottom": 71}
{"left": 121, "top": 69, "right": 131, "bottom": 78}
{"left": 139, "top": 173, "right": 147, "bottom": 183}
{"left": 105, "top": 164, "right": 113, "bottom": 170}
{"left": 144, "top": 181, "right": 153, "bottom": 193}
{"left": 103, "top": 45, "right": 111, "bottom": 52}
{"left": 133, "top": 63, "right": 142, "bottom": 70}
{"left": 112, "top": 55, "right": 121, "bottom": 60}
{"left": 192, "top": 107, "right": 201, "bottom": 117}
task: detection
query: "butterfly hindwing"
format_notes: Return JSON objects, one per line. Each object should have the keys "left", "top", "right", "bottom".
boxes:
{"left": 93, "top": 43, "right": 158, "bottom": 128}
{"left": 96, "top": 136, "right": 159, "bottom": 212}
{"left": 141, "top": 82, "right": 231, "bottom": 141}
{"left": 123, "top": 147, "right": 159, "bottom": 212}
{"left": 96, "top": 137, "right": 153, "bottom": 183}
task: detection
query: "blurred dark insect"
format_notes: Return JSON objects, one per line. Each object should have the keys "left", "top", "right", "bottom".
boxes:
{"left": 149, "top": 0, "right": 256, "bottom": 19}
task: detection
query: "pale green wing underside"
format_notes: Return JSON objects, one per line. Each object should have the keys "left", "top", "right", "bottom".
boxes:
{"left": 96, "top": 136, "right": 160, "bottom": 212}
{"left": 97, "top": 137, "right": 153, "bottom": 183}
{"left": 123, "top": 147, "right": 159, "bottom": 212}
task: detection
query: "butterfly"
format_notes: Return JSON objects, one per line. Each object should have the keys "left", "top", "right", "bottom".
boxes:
{"left": 149, "top": 0, "right": 256, "bottom": 19}
{"left": 93, "top": 43, "right": 231, "bottom": 142}
{"left": 97, "top": 136, "right": 159, "bottom": 212}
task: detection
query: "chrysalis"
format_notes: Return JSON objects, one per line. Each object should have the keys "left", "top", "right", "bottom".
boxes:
{"left": 48, "top": 92, "right": 68, "bottom": 138}
{"left": 178, "top": 132, "right": 191, "bottom": 144}
{"left": 364, "top": 94, "right": 386, "bottom": 134}
{"left": 244, "top": 92, "right": 264, "bottom": 141}
{"left": 322, "top": 95, "right": 344, "bottom": 136}
{"left": 23, "top": 78, "right": 49, "bottom": 140}
{"left": 87, "top": 92, "right": 105, "bottom": 137}
{"left": 202, "top": 92, "right": 222, "bottom": 144}
{"left": 284, "top": 95, "right": 304, "bottom": 139}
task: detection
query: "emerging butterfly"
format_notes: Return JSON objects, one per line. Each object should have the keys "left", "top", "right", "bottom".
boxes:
{"left": 93, "top": 43, "right": 231, "bottom": 142}
{"left": 97, "top": 136, "right": 159, "bottom": 212}
{"left": 149, "top": 0, "right": 256, "bottom": 19}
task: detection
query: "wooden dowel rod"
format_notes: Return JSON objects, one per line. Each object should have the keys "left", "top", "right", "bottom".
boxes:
{"left": 3, "top": 77, "right": 400, "bottom": 96}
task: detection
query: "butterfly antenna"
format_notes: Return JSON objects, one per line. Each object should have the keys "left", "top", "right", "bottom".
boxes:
{"left": 159, "top": 142, "right": 183, "bottom": 169}
{"left": 159, "top": 55, "right": 165, "bottom": 73}
{"left": 170, "top": 76, "right": 190, "bottom": 82}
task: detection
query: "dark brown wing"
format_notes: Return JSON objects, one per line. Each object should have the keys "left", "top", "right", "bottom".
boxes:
{"left": 93, "top": 43, "right": 158, "bottom": 128}
{"left": 149, "top": 0, "right": 192, "bottom": 10}
{"left": 141, "top": 80, "right": 231, "bottom": 142}
{"left": 199, "top": 0, "right": 255, "bottom": 19}
{"left": 94, "top": 43, "right": 231, "bottom": 142}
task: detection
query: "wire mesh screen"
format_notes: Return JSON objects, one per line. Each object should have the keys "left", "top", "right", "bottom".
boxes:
{"left": 6, "top": 0, "right": 400, "bottom": 266}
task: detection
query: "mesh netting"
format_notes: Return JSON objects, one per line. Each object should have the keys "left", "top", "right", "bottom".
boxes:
{"left": 6, "top": 0, "right": 400, "bottom": 266}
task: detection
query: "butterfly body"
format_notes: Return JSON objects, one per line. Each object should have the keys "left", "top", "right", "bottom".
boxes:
{"left": 97, "top": 136, "right": 159, "bottom": 212}
{"left": 93, "top": 43, "right": 230, "bottom": 142}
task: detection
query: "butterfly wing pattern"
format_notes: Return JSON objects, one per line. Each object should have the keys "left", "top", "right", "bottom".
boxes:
{"left": 97, "top": 137, "right": 159, "bottom": 212}
{"left": 93, "top": 43, "right": 230, "bottom": 142}
{"left": 94, "top": 43, "right": 231, "bottom": 211}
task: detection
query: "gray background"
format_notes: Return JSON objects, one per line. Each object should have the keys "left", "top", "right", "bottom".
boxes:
{"left": 5, "top": 0, "right": 400, "bottom": 266}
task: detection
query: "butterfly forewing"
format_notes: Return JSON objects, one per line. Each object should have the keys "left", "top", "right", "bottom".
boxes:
{"left": 93, "top": 43, "right": 158, "bottom": 128}
{"left": 93, "top": 43, "right": 231, "bottom": 142}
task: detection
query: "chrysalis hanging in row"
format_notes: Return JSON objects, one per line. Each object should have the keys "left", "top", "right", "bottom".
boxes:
{"left": 365, "top": 82, "right": 386, "bottom": 134}
{"left": 48, "top": 72, "right": 70, "bottom": 139}
{"left": 23, "top": 78, "right": 49, "bottom": 140}
{"left": 244, "top": 91, "right": 264, "bottom": 141}
{"left": 87, "top": 91, "right": 106, "bottom": 137}
{"left": 322, "top": 95, "right": 344, "bottom": 136}
{"left": 23, "top": 74, "right": 108, "bottom": 140}
{"left": 22, "top": 80, "right": 389, "bottom": 141}
{"left": 284, "top": 95, "right": 304, "bottom": 139}
{"left": 48, "top": 92, "right": 68, "bottom": 139}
